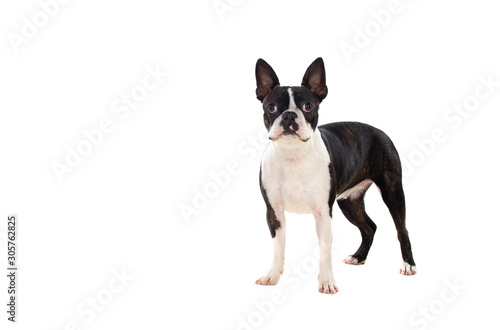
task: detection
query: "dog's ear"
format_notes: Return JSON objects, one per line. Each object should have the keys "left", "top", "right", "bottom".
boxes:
{"left": 301, "top": 57, "right": 328, "bottom": 102}
{"left": 255, "top": 59, "right": 280, "bottom": 102}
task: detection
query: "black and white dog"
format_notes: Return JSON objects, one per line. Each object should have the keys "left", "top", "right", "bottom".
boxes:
{"left": 254, "top": 58, "right": 416, "bottom": 295}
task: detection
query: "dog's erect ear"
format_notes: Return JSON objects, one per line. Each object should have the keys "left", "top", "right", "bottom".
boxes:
{"left": 301, "top": 57, "right": 328, "bottom": 102}
{"left": 255, "top": 59, "right": 280, "bottom": 102}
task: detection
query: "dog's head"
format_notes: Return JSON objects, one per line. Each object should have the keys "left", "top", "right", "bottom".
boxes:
{"left": 255, "top": 58, "right": 328, "bottom": 143}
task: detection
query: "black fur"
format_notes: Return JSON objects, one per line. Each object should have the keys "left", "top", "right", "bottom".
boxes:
{"left": 319, "top": 121, "right": 414, "bottom": 265}
{"left": 259, "top": 169, "right": 280, "bottom": 238}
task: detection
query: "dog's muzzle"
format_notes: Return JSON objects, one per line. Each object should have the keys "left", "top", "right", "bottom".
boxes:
{"left": 280, "top": 111, "right": 299, "bottom": 133}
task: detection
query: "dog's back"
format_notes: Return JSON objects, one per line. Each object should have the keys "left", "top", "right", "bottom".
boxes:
{"left": 319, "top": 121, "right": 402, "bottom": 196}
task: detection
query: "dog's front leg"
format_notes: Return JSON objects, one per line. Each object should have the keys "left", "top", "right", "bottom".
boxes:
{"left": 255, "top": 207, "right": 285, "bottom": 286}
{"left": 314, "top": 209, "right": 339, "bottom": 294}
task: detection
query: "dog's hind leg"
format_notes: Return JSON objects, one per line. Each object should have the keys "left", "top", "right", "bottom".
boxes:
{"left": 337, "top": 188, "right": 377, "bottom": 266}
{"left": 373, "top": 171, "right": 417, "bottom": 275}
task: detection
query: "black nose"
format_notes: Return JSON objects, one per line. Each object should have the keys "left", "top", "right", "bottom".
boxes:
{"left": 281, "top": 111, "right": 297, "bottom": 122}
{"left": 280, "top": 111, "right": 299, "bottom": 131}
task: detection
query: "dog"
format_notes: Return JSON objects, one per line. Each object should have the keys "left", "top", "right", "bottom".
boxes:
{"left": 254, "top": 57, "right": 417, "bottom": 295}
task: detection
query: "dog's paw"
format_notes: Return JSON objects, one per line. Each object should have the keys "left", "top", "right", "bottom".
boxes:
{"left": 343, "top": 255, "right": 365, "bottom": 265}
{"left": 318, "top": 272, "right": 339, "bottom": 295}
{"left": 255, "top": 270, "right": 282, "bottom": 286}
{"left": 400, "top": 262, "right": 417, "bottom": 276}
{"left": 255, "top": 274, "right": 280, "bottom": 286}
{"left": 318, "top": 280, "right": 339, "bottom": 295}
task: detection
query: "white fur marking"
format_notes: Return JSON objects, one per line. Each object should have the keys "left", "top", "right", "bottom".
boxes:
{"left": 400, "top": 262, "right": 417, "bottom": 276}
{"left": 343, "top": 256, "right": 364, "bottom": 265}
{"left": 287, "top": 88, "right": 296, "bottom": 109}
{"left": 336, "top": 179, "right": 373, "bottom": 200}
{"left": 261, "top": 129, "right": 331, "bottom": 215}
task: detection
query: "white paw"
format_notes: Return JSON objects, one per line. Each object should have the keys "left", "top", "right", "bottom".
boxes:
{"left": 318, "top": 272, "right": 339, "bottom": 295}
{"left": 255, "top": 268, "right": 283, "bottom": 286}
{"left": 343, "top": 256, "right": 365, "bottom": 265}
{"left": 400, "top": 262, "right": 417, "bottom": 276}
{"left": 318, "top": 281, "right": 339, "bottom": 295}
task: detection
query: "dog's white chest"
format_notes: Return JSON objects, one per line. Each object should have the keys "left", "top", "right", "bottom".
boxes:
{"left": 261, "top": 132, "right": 331, "bottom": 214}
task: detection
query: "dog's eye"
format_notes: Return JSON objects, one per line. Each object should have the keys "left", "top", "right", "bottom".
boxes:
{"left": 267, "top": 103, "right": 278, "bottom": 113}
{"left": 302, "top": 102, "right": 313, "bottom": 112}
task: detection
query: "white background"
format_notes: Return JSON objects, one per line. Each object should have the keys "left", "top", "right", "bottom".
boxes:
{"left": 1, "top": 0, "right": 499, "bottom": 329}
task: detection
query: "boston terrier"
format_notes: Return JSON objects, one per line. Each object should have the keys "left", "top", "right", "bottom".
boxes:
{"left": 254, "top": 58, "right": 417, "bottom": 295}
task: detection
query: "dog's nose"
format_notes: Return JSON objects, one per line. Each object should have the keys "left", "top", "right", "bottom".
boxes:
{"left": 281, "top": 111, "right": 297, "bottom": 123}
{"left": 280, "top": 111, "right": 299, "bottom": 131}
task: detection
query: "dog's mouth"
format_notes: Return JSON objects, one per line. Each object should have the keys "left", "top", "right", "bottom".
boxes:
{"left": 270, "top": 130, "right": 310, "bottom": 142}
{"left": 282, "top": 130, "right": 297, "bottom": 137}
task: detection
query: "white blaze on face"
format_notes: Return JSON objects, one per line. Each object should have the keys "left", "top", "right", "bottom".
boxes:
{"left": 268, "top": 88, "right": 314, "bottom": 142}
